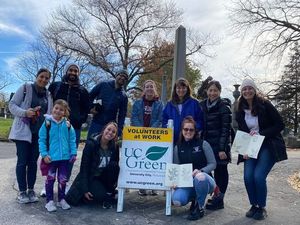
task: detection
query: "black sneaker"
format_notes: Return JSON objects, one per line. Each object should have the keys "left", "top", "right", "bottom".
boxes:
{"left": 252, "top": 207, "right": 267, "bottom": 220}
{"left": 102, "top": 193, "right": 114, "bottom": 209}
{"left": 245, "top": 205, "right": 259, "bottom": 218}
{"left": 187, "top": 206, "right": 205, "bottom": 221}
{"left": 138, "top": 189, "right": 147, "bottom": 196}
{"left": 205, "top": 196, "right": 224, "bottom": 210}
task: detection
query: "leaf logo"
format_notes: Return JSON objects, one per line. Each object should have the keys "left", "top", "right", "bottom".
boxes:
{"left": 145, "top": 146, "right": 168, "bottom": 161}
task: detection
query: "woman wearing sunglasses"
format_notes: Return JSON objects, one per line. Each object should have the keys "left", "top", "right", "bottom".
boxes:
{"left": 172, "top": 116, "right": 216, "bottom": 220}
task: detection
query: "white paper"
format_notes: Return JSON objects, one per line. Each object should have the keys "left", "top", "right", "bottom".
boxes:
{"left": 165, "top": 163, "right": 193, "bottom": 187}
{"left": 231, "top": 130, "right": 265, "bottom": 159}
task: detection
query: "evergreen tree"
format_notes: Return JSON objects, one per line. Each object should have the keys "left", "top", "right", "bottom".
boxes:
{"left": 275, "top": 42, "right": 300, "bottom": 135}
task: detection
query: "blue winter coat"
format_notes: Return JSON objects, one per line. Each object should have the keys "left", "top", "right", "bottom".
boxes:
{"left": 162, "top": 97, "right": 203, "bottom": 143}
{"left": 131, "top": 98, "right": 163, "bottom": 127}
{"left": 89, "top": 80, "right": 128, "bottom": 135}
{"left": 39, "top": 116, "right": 77, "bottom": 161}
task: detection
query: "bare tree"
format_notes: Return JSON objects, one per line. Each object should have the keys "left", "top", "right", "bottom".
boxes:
{"left": 47, "top": 0, "right": 205, "bottom": 90}
{"left": 0, "top": 75, "right": 10, "bottom": 91}
{"left": 15, "top": 31, "right": 101, "bottom": 90}
{"left": 229, "top": 0, "right": 300, "bottom": 61}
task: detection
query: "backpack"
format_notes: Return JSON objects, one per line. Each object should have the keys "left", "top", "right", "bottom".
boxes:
{"left": 40, "top": 119, "right": 71, "bottom": 176}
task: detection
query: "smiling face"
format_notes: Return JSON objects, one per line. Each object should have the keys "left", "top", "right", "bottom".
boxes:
{"left": 182, "top": 122, "right": 196, "bottom": 141}
{"left": 67, "top": 65, "right": 79, "bottom": 82}
{"left": 176, "top": 85, "right": 188, "bottom": 100}
{"left": 143, "top": 81, "right": 157, "bottom": 99}
{"left": 207, "top": 84, "right": 221, "bottom": 102}
{"left": 241, "top": 86, "right": 256, "bottom": 102}
{"left": 52, "top": 104, "right": 66, "bottom": 121}
{"left": 116, "top": 74, "right": 128, "bottom": 87}
{"left": 36, "top": 71, "right": 50, "bottom": 88}
{"left": 102, "top": 123, "right": 118, "bottom": 142}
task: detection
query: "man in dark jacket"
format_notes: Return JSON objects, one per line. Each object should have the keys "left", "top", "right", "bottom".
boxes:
{"left": 87, "top": 70, "right": 128, "bottom": 137}
{"left": 47, "top": 64, "right": 89, "bottom": 191}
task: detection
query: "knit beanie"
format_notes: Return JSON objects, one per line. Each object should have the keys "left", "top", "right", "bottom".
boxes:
{"left": 240, "top": 79, "right": 257, "bottom": 91}
{"left": 116, "top": 69, "right": 129, "bottom": 80}
{"left": 64, "top": 63, "right": 80, "bottom": 75}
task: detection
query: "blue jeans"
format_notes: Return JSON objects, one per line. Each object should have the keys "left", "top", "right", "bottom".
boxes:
{"left": 172, "top": 172, "right": 215, "bottom": 207}
{"left": 15, "top": 134, "right": 40, "bottom": 192}
{"left": 87, "top": 121, "right": 104, "bottom": 139}
{"left": 66, "top": 128, "right": 81, "bottom": 181}
{"left": 244, "top": 145, "right": 275, "bottom": 207}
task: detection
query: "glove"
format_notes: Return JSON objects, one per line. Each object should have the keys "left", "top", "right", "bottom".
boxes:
{"left": 69, "top": 155, "right": 77, "bottom": 163}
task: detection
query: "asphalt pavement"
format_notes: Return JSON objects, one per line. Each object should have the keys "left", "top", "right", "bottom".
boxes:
{"left": 0, "top": 141, "right": 299, "bottom": 225}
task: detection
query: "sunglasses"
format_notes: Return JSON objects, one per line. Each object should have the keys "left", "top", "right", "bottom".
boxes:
{"left": 183, "top": 128, "right": 195, "bottom": 132}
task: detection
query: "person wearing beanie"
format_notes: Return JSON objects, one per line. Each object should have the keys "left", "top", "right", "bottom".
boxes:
{"left": 87, "top": 69, "right": 128, "bottom": 138}
{"left": 240, "top": 79, "right": 257, "bottom": 91}
{"left": 46, "top": 64, "right": 89, "bottom": 196}
{"left": 236, "top": 79, "right": 287, "bottom": 220}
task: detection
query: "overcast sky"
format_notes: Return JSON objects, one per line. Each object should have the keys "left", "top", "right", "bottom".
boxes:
{"left": 0, "top": 0, "right": 284, "bottom": 99}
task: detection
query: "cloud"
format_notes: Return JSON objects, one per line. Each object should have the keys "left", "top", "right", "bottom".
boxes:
{"left": 0, "top": 22, "right": 33, "bottom": 39}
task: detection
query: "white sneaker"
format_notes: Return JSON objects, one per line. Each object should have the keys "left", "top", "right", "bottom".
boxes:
{"left": 57, "top": 199, "right": 71, "bottom": 210}
{"left": 40, "top": 187, "right": 46, "bottom": 197}
{"left": 45, "top": 200, "right": 57, "bottom": 212}
{"left": 65, "top": 182, "right": 70, "bottom": 195}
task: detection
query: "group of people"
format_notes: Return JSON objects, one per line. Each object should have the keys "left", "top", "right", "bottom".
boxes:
{"left": 8, "top": 64, "right": 287, "bottom": 221}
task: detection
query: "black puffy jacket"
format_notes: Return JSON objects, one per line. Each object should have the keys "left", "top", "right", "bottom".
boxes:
{"left": 200, "top": 98, "right": 232, "bottom": 163}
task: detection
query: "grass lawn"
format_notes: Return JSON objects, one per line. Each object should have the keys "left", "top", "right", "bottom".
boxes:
{"left": 0, "top": 117, "right": 88, "bottom": 141}
{"left": 0, "top": 117, "right": 13, "bottom": 139}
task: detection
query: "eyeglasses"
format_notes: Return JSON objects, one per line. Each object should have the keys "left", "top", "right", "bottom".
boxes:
{"left": 183, "top": 128, "right": 195, "bottom": 132}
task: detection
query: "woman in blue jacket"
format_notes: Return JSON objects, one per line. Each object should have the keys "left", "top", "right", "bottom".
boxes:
{"left": 162, "top": 78, "right": 203, "bottom": 143}
{"left": 131, "top": 80, "right": 163, "bottom": 196}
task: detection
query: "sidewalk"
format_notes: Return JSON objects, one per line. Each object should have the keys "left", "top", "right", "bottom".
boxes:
{"left": 0, "top": 142, "right": 299, "bottom": 225}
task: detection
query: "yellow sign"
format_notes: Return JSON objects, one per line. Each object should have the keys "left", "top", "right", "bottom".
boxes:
{"left": 123, "top": 127, "right": 173, "bottom": 142}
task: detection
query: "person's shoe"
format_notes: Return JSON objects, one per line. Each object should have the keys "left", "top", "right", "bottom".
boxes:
{"left": 252, "top": 207, "right": 267, "bottom": 220}
{"left": 40, "top": 187, "right": 46, "bottom": 197}
{"left": 102, "top": 193, "right": 114, "bottom": 209}
{"left": 65, "top": 182, "right": 71, "bottom": 195}
{"left": 57, "top": 199, "right": 71, "bottom": 210}
{"left": 205, "top": 195, "right": 224, "bottom": 210}
{"left": 45, "top": 200, "right": 57, "bottom": 212}
{"left": 150, "top": 190, "right": 158, "bottom": 196}
{"left": 245, "top": 205, "right": 259, "bottom": 218}
{"left": 187, "top": 206, "right": 205, "bottom": 220}
{"left": 17, "top": 191, "right": 30, "bottom": 204}
{"left": 138, "top": 189, "right": 147, "bottom": 196}
{"left": 27, "top": 189, "right": 39, "bottom": 203}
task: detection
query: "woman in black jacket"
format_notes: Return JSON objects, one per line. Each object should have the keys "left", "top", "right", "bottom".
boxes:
{"left": 200, "top": 80, "right": 232, "bottom": 210}
{"left": 65, "top": 122, "right": 119, "bottom": 209}
{"left": 236, "top": 79, "right": 287, "bottom": 220}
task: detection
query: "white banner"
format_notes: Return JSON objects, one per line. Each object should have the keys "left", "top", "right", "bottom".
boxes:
{"left": 118, "top": 126, "right": 173, "bottom": 190}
